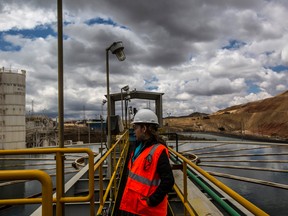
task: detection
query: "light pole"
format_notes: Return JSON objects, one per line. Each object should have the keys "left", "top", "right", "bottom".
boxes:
{"left": 124, "top": 95, "right": 131, "bottom": 128}
{"left": 106, "top": 41, "right": 126, "bottom": 200}
{"left": 121, "top": 85, "right": 129, "bottom": 125}
{"left": 101, "top": 99, "right": 107, "bottom": 156}
{"left": 106, "top": 41, "right": 126, "bottom": 150}
{"left": 56, "top": 0, "right": 65, "bottom": 214}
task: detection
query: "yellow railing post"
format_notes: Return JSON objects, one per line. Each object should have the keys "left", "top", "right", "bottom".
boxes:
{"left": 99, "top": 165, "right": 104, "bottom": 207}
{"left": 56, "top": 151, "right": 65, "bottom": 215}
{"left": 172, "top": 184, "right": 196, "bottom": 216}
{"left": 0, "top": 170, "right": 53, "bottom": 216}
{"left": 183, "top": 161, "right": 188, "bottom": 216}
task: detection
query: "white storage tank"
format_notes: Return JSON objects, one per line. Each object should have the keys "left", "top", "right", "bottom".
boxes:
{"left": 0, "top": 67, "right": 26, "bottom": 149}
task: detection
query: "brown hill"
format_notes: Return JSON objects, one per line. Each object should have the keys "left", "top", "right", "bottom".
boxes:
{"left": 163, "top": 90, "right": 288, "bottom": 141}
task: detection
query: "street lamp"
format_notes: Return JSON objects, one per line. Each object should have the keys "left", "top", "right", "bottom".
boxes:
{"left": 106, "top": 41, "right": 126, "bottom": 150}
{"left": 121, "top": 85, "right": 129, "bottom": 125}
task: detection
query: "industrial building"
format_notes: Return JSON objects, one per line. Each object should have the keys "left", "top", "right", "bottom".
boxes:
{"left": 0, "top": 67, "right": 26, "bottom": 149}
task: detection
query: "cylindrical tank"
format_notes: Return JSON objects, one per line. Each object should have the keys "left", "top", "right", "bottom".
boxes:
{"left": 0, "top": 67, "right": 26, "bottom": 149}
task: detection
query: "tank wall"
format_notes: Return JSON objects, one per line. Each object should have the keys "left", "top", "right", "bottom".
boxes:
{"left": 0, "top": 69, "right": 26, "bottom": 149}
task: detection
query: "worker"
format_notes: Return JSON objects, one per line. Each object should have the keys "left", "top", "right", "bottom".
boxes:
{"left": 119, "top": 109, "right": 175, "bottom": 216}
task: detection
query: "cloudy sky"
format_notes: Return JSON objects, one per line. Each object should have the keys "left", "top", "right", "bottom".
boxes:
{"left": 1, "top": 0, "right": 288, "bottom": 119}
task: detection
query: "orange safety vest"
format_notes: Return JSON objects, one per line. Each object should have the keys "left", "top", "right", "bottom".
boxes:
{"left": 120, "top": 144, "right": 169, "bottom": 216}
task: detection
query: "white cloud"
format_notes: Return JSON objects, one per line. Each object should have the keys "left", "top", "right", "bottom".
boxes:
{"left": 1, "top": 0, "right": 288, "bottom": 118}
{"left": 276, "top": 84, "right": 286, "bottom": 92}
{"left": 230, "top": 92, "right": 272, "bottom": 106}
{"left": 0, "top": 3, "right": 55, "bottom": 31}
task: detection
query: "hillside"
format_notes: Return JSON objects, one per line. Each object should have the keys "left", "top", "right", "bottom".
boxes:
{"left": 163, "top": 90, "right": 288, "bottom": 141}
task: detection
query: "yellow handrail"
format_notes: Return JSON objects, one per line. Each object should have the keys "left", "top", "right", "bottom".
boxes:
{"left": 0, "top": 148, "right": 95, "bottom": 216}
{"left": 0, "top": 170, "right": 53, "bottom": 216}
{"left": 168, "top": 147, "right": 269, "bottom": 216}
{"left": 94, "top": 130, "right": 130, "bottom": 215}
{"left": 173, "top": 183, "right": 196, "bottom": 216}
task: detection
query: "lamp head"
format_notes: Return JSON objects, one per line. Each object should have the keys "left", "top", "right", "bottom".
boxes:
{"left": 110, "top": 41, "right": 126, "bottom": 61}
{"left": 122, "top": 85, "right": 129, "bottom": 91}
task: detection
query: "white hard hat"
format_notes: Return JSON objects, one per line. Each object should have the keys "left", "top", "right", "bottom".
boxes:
{"left": 132, "top": 109, "right": 159, "bottom": 125}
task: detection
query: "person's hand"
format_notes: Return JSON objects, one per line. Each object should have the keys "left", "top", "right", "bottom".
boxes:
{"left": 141, "top": 196, "right": 152, "bottom": 206}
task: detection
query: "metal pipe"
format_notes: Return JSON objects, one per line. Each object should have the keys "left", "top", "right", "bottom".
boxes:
{"left": 57, "top": 0, "right": 64, "bottom": 148}
{"left": 106, "top": 49, "right": 111, "bottom": 150}
{"left": 106, "top": 41, "right": 125, "bottom": 144}
{"left": 57, "top": 0, "right": 65, "bottom": 214}
{"left": 105, "top": 48, "right": 113, "bottom": 200}
{"left": 121, "top": 89, "right": 124, "bottom": 122}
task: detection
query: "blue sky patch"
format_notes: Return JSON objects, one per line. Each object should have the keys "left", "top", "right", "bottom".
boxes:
{"left": 85, "top": 17, "right": 128, "bottom": 29}
{"left": 0, "top": 24, "right": 69, "bottom": 51}
{"left": 222, "top": 39, "right": 246, "bottom": 50}
{"left": 4, "top": 24, "right": 56, "bottom": 39}
{"left": 144, "top": 76, "right": 159, "bottom": 91}
{"left": 246, "top": 80, "right": 260, "bottom": 93}
{"left": 86, "top": 17, "right": 117, "bottom": 26}
{"left": 145, "top": 86, "right": 159, "bottom": 91}
{"left": 0, "top": 34, "right": 21, "bottom": 51}
{"left": 144, "top": 76, "right": 159, "bottom": 84}
{"left": 268, "top": 65, "right": 288, "bottom": 72}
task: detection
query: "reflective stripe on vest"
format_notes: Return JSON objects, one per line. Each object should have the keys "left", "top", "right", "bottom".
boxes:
{"left": 128, "top": 170, "right": 161, "bottom": 186}
{"left": 148, "top": 143, "right": 160, "bottom": 156}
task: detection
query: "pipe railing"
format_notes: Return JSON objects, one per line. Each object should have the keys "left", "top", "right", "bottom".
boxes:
{"left": 0, "top": 170, "right": 53, "bottom": 216}
{"left": 168, "top": 147, "right": 269, "bottom": 216}
{"left": 0, "top": 148, "right": 95, "bottom": 216}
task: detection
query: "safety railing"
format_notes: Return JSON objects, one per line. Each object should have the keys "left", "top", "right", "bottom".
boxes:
{"left": 0, "top": 148, "right": 95, "bottom": 216}
{"left": 168, "top": 147, "right": 269, "bottom": 216}
{"left": 94, "top": 130, "right": 130, "bottom": 215}
{"left": 0, "top": 170, "right": 53, "bottom": 216}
